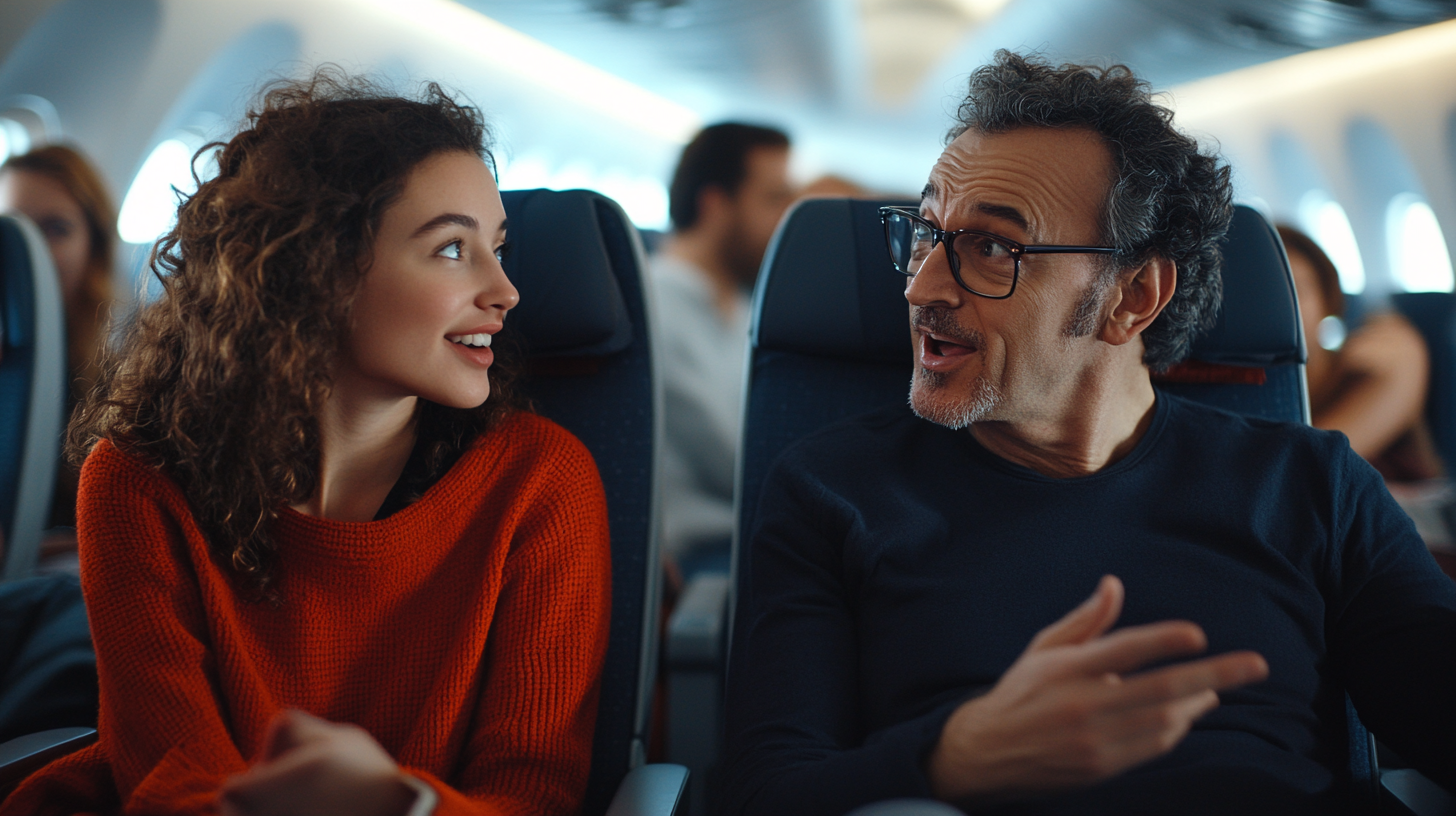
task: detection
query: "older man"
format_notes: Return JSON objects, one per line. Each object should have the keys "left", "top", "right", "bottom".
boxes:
{"left": 722, "top": 52, "right": 1456, "bottom": 815}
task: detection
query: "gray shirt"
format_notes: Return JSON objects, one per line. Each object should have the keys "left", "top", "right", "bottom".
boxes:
{"left": 650, "top": 254, "right": 752, "bottom": 558}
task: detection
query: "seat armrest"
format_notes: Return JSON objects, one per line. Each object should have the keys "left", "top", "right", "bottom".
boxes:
{"left": 1383, "top": 768, "right": 1456, "bottom": 816}
{"left": 0, "top": 727, "right": 97, "bottom": 796}
{"left": 667, "top": 573, "right": 730, "bottom": 668}
{"left": 605, "top": 763, "right": 689, "bottom": 816}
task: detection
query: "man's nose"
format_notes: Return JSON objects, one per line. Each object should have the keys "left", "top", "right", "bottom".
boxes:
{"left": 904, "top": 248, "right": 964, "bottom": 309}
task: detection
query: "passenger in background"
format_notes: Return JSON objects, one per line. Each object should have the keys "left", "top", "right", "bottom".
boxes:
{"left": 0, "top": 144, "right": 118, "bottom": 563}
{"left": 2, "top": 71, "right": 610, "bottom": 816}
{"left": 1279, "top": 224, "right": 1443, "bottom": 481}
{"left": 653, "top": 122, "right": 793, "bottom": 578}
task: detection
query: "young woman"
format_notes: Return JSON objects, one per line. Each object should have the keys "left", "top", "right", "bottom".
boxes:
{"left": 1, "top": 73, "right": 611, "bottom": 816}
{"left": 0, "top": 144, "right": 118, "bottom": 548}
{"left": 1279, "top": 224, "right": 1443, "bottom": 481}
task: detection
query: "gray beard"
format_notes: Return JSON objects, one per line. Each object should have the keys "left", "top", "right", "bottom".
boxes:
{"left": 909, "top": 367, "right": 1002, "bottom": 430}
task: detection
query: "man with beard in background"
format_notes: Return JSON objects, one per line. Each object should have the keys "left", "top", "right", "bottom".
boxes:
{"left": 652, "top": 123, "right": 794, "bottom": 579}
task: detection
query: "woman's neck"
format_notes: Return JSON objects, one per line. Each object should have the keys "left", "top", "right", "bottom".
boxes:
{"left": 292, "top": 377, "right": 419, "bottom": 522}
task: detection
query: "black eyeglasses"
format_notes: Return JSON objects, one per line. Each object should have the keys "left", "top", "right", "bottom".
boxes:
{"left": 879, "top": 206, "right": 1119, "bottom": 299}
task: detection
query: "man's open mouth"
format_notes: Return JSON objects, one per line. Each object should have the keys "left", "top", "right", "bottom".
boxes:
{"left": 923, "top": 332, "right": 976, "bottom": 358}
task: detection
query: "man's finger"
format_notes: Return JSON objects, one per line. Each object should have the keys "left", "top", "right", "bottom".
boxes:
{"left": 1068, "top": 619, "right": 1209, "bottom": 677}
{"left": 1108, "top": 650, "right": 1269, "bottom": 709}
{"left": 1088, "top": 690, "right": 1222, "bottom": 771}
{"left": 1030, "top": 575, "right": 1124, "bottom": 650}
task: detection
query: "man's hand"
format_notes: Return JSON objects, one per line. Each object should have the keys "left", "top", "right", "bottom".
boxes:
{"left": 218, "top": 710, "right": 419, "bottom": 816}
{"left": 927, "top": 575, "right": 1268, "bottom": 805}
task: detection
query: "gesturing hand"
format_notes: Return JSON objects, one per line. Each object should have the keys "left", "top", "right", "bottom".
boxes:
{"left": 218, "top": 710, "right": 420, "bottom": 816}
{"left": 927, "top": 575, "right": 1269, "bottom": 805}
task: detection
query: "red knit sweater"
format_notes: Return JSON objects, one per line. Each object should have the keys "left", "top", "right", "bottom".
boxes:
{"left": 3, "top": 411, "right": 611, "bottom": 816}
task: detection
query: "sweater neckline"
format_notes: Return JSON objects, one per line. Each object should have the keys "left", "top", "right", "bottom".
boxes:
{"left": 272, "top": 415, "right": 516, "bottom": 558}
{"left": 955, "top": 393, "right": 1171, "bottom": 484}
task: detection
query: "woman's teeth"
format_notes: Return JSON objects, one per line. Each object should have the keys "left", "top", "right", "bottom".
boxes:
{"left": 447, "top": 333, "right": 492, "bottom": 348}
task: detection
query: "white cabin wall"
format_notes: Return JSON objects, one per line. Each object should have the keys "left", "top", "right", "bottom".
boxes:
{"left": 1170, "top": 20, "right": 1456, "bottom": 299}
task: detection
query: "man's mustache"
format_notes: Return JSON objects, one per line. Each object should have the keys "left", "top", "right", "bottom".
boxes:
{"left": 912, "top": 306, "right": 983, "bottom": 348}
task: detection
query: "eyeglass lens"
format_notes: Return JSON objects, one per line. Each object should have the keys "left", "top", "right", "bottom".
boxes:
{"left": 884, "top": 211, "right": 1017, "bottom": 297}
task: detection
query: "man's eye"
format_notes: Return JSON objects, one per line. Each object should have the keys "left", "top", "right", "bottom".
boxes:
{"left": 438, "top": 240, "right": 463, "bottom": 260}
{"left": 495, "top": 241, "right": 512, "bottom": 263}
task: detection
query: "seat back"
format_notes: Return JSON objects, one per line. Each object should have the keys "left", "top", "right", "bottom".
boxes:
{"left": 731, "top": 199, "right": 1384, "bottom": 794}
{"left": 1390, "top": 292, "right": 1456, "bottom": 471}
{"left": 499, "top": 188, "right": 661, "bottom": 816}
{"left": 0, "top": 215, "right": 65, "bottom": 580}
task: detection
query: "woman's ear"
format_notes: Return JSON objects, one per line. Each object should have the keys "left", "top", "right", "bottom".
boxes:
{"left": 1100, "top": 256, "right": 1176, "bottom": 347}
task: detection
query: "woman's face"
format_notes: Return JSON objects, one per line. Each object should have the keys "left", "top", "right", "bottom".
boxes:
{"left": 339, "top": 150, "right": 518, "bottom": 409}
{"left": 1287, "top": 246, "right": 1327, "bottom": 354}
{"left": 0, "top": 168, "right": 92, "bottom": 305}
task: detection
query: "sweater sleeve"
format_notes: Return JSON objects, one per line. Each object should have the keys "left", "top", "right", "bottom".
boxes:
{"left": 34, "top": 442, "right": 247, "bottom": 815}
{"left": 1324, "top": 443, "right": 1456, "bottom": 793}
{"left": 721, "top": 451, "right": 957, "bottom": 816}
{"left": 420, "top": 426, "right": 612, "bottom": 816}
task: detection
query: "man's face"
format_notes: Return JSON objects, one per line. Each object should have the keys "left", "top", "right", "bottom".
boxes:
{"left": 908, "top": 126, "right": 1115, "bottom": 428}
{"left": 722, "top": 145, "right": 794, "bottom": 288}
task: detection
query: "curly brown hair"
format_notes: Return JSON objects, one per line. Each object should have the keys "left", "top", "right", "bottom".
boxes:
{"left": 68, "top": 69, "right": 522, "bottom": 596}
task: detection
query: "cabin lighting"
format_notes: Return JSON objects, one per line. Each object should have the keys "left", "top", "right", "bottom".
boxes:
{"left": 1387, "top": 195, "right": 1454, "bottom": 293}
{"left": 357, "top": 0, "right": 701, "bottom": 144}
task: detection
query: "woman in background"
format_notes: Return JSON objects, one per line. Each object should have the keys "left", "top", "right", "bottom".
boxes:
{"left": 1279, "top": 224, "right": 1443, "bottom": 480}
{"left": 0, "top": 144, "right": 117, "bottom": 551}
{"left": 2, "top": 71, "right": 610, "bottom": 816}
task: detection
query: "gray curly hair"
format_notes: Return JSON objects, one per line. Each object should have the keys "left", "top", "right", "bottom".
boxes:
{"left": 950, "top": 50, "right": 1233, "bottom": 370}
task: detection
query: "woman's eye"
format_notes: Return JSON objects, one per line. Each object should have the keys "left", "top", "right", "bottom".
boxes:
{"left": 438, "top": 240, "right": 463, "bottom": 260}
{"left": 494, "top": 241, "right": 512, "bottom": 264}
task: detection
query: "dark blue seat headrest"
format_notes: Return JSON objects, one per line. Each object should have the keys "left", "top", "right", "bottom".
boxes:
{"left": 753, "top": 197, "right": 916, "bottom": 363}
{"left": 752, "top": 199, "right": 1304, "bottom": 369}
{"left": 1, "top": 217, "right": 35, "bottom": 350}
{"left": 500, "top": 188, "right": 633, "bottom": 358}
{"left": 1188, "top": 205, "right": 1305, "bottom": 367}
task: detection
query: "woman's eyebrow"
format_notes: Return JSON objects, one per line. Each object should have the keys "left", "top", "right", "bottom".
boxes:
{"left": 412, "top": 213, "right": 478, "bottom": 237}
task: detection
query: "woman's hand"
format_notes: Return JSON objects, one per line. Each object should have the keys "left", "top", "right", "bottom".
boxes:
{"left": 218, "top": 710, "right": 420, "bottom": 816}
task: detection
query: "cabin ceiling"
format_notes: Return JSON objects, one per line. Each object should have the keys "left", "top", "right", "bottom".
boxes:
{"left": 459, "top": 0, "right": 1455, "bottom": 112}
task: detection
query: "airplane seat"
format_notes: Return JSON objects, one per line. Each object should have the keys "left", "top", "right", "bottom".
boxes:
{"left": 0, "top": 191, "right": 687, "bottom": 815}
{"left": 665, "top": 199, "right": 1416, "bottom": 814}
{"left": 1389, "top": 292, "right": 1456, "bottom": 472}
{"left": 499, "top": 187, "right": 684, "bottom": 815}
{"left": 1150, "top": 205, "right": 1308, "bottom": 423}
{"left": 0, "top": 214, "right": 66, "bottom": 580}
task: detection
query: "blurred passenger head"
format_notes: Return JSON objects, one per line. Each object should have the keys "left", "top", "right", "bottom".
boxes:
{"left": 0, "top": 143, "right": 117, "bottom": 382}
{"left": 668, "top": 122, "right": 793, "bottom": 287}
{"left": 1277, "top": 224, "right": 1345, "bottom": 351}
{"left": 70, "top": 68, "right": 517, "bottom": 596}
{"left": 947, "top": 50, "right": 1233, "bottom": 371}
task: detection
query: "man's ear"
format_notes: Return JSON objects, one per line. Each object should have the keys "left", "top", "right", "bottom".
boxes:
{"left": 1099, "top": 255, "right": 1176, "bottom": 347}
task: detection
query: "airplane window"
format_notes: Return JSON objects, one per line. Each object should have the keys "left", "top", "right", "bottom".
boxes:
{"left": 0, "top": 117, "right": 31, "bottom": 165}
{"left": 1298, "top": 190, "right": 1366, "bottom": 294}
{"left": 1386, "top": 193, "right": 1454, "bottom": 293}
{"left": 117, "top": 137, "right": 216, "bottom": 245}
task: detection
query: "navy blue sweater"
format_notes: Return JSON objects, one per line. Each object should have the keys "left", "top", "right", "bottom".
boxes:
{"left": 722, "top": 394, "right": 1456, "bottom": 815}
